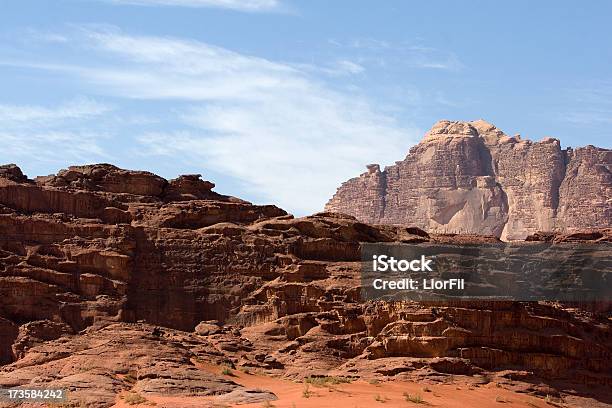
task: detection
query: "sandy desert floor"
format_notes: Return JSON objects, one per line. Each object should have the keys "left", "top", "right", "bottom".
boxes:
{"left": 110, "top": 362, "right": 578, "bottom": 408}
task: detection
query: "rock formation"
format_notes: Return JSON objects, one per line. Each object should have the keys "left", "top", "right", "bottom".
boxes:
{"left": 326, "top": 120, "right": 612, "bottom": 240}
{"left": 0, "top": 163, "right": 610, "bottom": 407}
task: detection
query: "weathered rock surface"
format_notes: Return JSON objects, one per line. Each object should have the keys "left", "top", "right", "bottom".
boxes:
{"left": 0, "top": 323, "right": 265, "bottom": 407}
{"left": 326, "top": 120, "right": 612, "bottom": 240}
{"left": 0, "top": 163, "right": 610, "bottom": 407}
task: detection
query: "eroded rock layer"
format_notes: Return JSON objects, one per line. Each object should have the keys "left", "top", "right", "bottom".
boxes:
{"left": 325, "top": 120, "right": 612, "bottom": 240}
{"left": 0, "top": 163, "right": 610, "bottom": 407}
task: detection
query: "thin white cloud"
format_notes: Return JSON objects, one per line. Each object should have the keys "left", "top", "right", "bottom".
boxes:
{"left": 80, "top": 30, "right": 417, "bottom": 213}
{"left": 24, "top": 30, "right": 70, "bottom": 44}
{"left": 334, "top": 60, "right": 365, "bottom": 75}
{"left": 292, "top": 59, "right": 365, "bottom": 77}
{"left": 1, "top": 29, "right": 419, "bottom": 214}
{"left": 331, "top": 37, "right": 464, "bottom": 72}
{"left": 103, "top": 0, "right": 282, "bottom": 12}
{"left": 350, "top": 38, "right": 391, "bottom": 50}
{"left": 0, "top": 97, "right": 112, "bottom": 123}
{"left": 561, "top": 110, "right": 612, "bottom": 125}
{"left": 410, "top": 53, "right": 463, "bottom": 71}
{"left": 0, "top": 131, "right": 110, "bottom": 170}
{"left": 0, "top": 98, "right": 113, "bottom": 174}
{"left": 558, "top": 83, "right": 612, "bottom": 125}
{"left": 166, "top": 95, "right": 413, "bottom": 213}
{"left": 0, "top": 97, "right": 112, "bottom": 176}
{"left": 40, "top": 29, "right": 302, "bottom": 101}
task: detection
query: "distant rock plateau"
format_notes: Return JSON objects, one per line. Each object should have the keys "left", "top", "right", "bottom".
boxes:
{"left": 326, "top": 120, "right": 611, "bottom": 240}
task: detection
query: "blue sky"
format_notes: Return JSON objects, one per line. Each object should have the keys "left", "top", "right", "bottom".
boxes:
{"left": 0, "top": 0, "right": 611, "bottom": 215}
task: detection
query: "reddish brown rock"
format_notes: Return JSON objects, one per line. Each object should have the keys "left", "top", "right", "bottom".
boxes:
{"left": 11, "top": 320, "right": 73, "bottom": 360}
{"left": 162, "top": 174, "right": 232, "bottom": 202}
{"left": 0, "top": 323, "right": 273, "bottom": 407}
{"left": 558, "top": 146, "right": 612, "bottom": 231}
{"left": 0, "top": 317, "right": 18, "bottom": 364}
{"left": 0, "top": 164, "right": 29, "bottom": 183}
{"left": 36, "top": 163, "right": 167, "bottom": 196}
{"left": 0, "top": 163, "right": 610, "bottom": 407}
{"left": 326, "top": 120, "right": 611, "bottom": 240}
{"left": 526, "top": 228, "right": 612, "bottom": 243}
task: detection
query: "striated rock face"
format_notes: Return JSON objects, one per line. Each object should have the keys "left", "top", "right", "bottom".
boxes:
{"left": 0, "top": 163, "right": 610, "bottom": 407}
{"left": 0, "top": 164, "right": 287, "bottom": 333}
{"left": 558, "top": 146, "right": 612, "bottom": 230}
{"left": 326, "top": 120, "right": 612, "bottom": 240}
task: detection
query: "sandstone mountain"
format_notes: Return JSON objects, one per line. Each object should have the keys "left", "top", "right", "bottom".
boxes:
{"left": 0, "top": 163, "right": 610, "bottom": 407}
{"left": 326, "top": 120, "right": 612, "bottom": 240}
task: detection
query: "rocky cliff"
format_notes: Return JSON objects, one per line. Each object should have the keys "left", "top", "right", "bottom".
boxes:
{"left": 0, "top": 163, "right": 610, "bottom": 407}
{"left": 326, "top": 120, "right": 612, "bottom": 240}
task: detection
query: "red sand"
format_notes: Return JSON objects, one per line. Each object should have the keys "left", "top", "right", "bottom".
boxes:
{"left": 112, "top": 363, "right": 554, "bottom": 408}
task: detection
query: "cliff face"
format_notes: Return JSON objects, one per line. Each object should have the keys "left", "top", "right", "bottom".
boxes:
{"left": 325, "top": 120, "right": 612, "bottom": 240}
{"left": 0, "top": 163, "right": 611, "bottom": 407}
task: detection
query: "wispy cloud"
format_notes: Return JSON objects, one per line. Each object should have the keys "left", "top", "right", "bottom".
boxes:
{"left": 166, "top": 94, "right": 412, "bottom": 213}
{"left": 558, "top": 82, "right": 612, "bottom": 125}
{"left": 21, "top": 28, "right": 413, "bottom": 213}
{"left": 0, "top": 97, "right": 111, "bottom": 124}
{"left": 0, "top": 98, "right": 112, "bottom": 171}
{"left": 102, "top": 0, "right": 283, "bottom": 12}
{"left": 0, "top": 28, "right": 420, "bottom": 213}
{"left": 328, "top": 37, "right": 464, "bottom": 72}
{"left": 333, "top": 59, "right": 365, "bottom": 75}
{"left": 559, "top": 110, "right": 612, "bottom": 125}
{"left": 349, "top": 38, "right": 391, "bottom": 50}
{"left": 293, "top": 59, "right": 365, "bottom": 77}
{"left": 0, "top": 130, "right": 110, "bottom": 169}
{"left": 410, "top": 53, "right": 463, "bottom": 70}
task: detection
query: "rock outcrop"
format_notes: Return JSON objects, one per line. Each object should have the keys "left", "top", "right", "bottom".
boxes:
{"left": 0, "top": 163, "right": 610, "bottom": 407}
{"left": 326, "top": 120, "right": 612, "bottom": 240}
